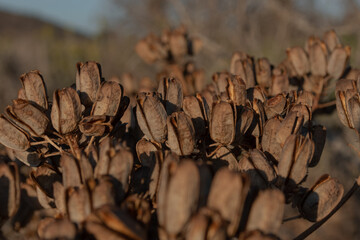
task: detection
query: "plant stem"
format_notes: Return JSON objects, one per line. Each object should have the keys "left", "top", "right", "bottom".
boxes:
{"left": 294, "top": 176, "right": 360, "bottom": 240}
{"left": 283, "top": 215, "right": 301, "bottom": 223}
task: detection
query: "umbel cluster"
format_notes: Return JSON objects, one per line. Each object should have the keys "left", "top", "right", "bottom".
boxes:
{"left": 0, "top": 26, "right": 358, "bottom": 240}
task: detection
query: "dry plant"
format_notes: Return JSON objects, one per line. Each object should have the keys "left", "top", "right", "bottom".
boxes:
{"left": 0, "top": 26, "right": 359, "bottom": 240}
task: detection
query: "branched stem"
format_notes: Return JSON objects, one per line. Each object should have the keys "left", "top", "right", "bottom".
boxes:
{"left": 294, "top": 176, "right": 360, "bottom": 240}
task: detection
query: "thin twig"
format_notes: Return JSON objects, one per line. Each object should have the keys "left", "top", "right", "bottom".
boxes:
{"left": 314, "top": 100, "right": 337, "bottom": 111}
{"left": 84, "top": 136, "right": 95, "bottom": 155}
{"left": 294, "top": 176, "right": 360, "bottom": 240}
{"left": 283, "top": 215, "right": 302, "bottom": 223}
{"left": 43, "top": 135, "right": 63, "bottom": 152}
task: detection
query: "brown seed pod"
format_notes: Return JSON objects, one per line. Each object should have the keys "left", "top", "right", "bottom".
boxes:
{"left": 7, "top": 148, "right": 42, "bottom": 167}
{"left": 51, "top": 87, "right": 82, "bottom": 135}
{"left": 286, "top": 47, "right": 310, "bottom": 76}
{"left": 230, "top": 52, "right": 255, "bottom": 88}
{"left": 5, "top": 99, "right": 49, "bottom": 137}
{"left": 0, "top": 115, "right": 30, "bottom": 151}
{"left": 66, "top": 185, "right": 92, "bottom": 223}
{"left": 227, "top": 75, "right": 247, "bottom": 106}
{"left": 238, "top": 149, "right": 277, "bottom": 189}
{"left": 135, "top": 34, "right": 168, "bottom": 64}
{"left": 207, "top": 168, "right": 249, "bottom": 236}
{"left": 185, "top": 207, "right": 226, "bottom": 240}
{"left": 278, "top": 134, "right": 314, "bottom": 185}
{"left": 37, "top": 218, "right": 77, "bottom": 240}
{"left": 246, "top": 189, "right": 285, "bottom": 235}
{"left": 323, "top": 29, "right": 341, "bottom": 52}
{"left": 210, "top": 100, "right": 236, "bottom": 145}
{"left": 61, "top": 153, "right": 83, "bottom": 189}
{"left": 262, "top": 116, "right": 282, "bottom": 160}
{"left": 136, "top": 92, "right": 168, "bottom": 143}
{"left": 255, "top": 58, "right": 272, "bottom": 88}
{"left": 19, "top": 70, "right": 48, "bottom": 110}
{"left": 327, "top": 46, "right": 351, "bottom": 80}
{"left": 90, "top": 177, "right": 116, "bottom": 210}
{"left": 308, "top": 41, "right": 328, "bottom": 76}
{"left": 79, "top": 115, "right": 110, "bottom": 137}
{"left": 299, "top": 174, "right": 344, "bottom": 222}
{"left": 136, "top": 137, "right": 159, "bottom": 167}
{"left": 264, "top": 94, "right": 287, "bottom": 119}
{"left": 91, "top": 81, "right": 124, "bottom": 117}
{"left": 169, "top": 29, "right": 188, "bottom": 59}
{"left": 336, "top": 89, "right": 360, "bottom": 130}
{"left": 270, "top": 67, "right": 289, "bottom": 96}
{"left": 183, "top": 94, "right": 210, "bottom": 138}
{"left": 158, "top": 77, "right": 183, "bottom": 115}
{"left": 166, "top": 111, "right": 195, "bottom": 156}
{"left": 211, "top": 146, "right": 239, "bottom": 171}
{"left": 86, "top": 205, "right": 146, "bottom": 240}
{"left": 76, "top": 61, "right": 101, "bottom": 107}
{"left": 31, "top": 164, "right": 62, "bottom": 209}
{"left": 0, "top": 161, "right": 20, "bottom": 225}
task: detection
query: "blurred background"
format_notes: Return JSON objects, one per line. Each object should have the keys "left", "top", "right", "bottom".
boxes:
{"left": 0, "top": 0, "right": 359, "bottom": 239}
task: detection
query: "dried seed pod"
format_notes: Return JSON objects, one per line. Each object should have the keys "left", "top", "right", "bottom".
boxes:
{"left": 61, "top": 153, "right": 82, "bottom": 189}
{"left": 236, "top": 106, "right": 254, "bottom": 138}
{"left": 251, "top": 99, "right": 266, "bottom": 138}
{"left": 19, "top": 70, "right": 48, "bottom": 110}
{"left": 166, "top": 111, "right": 195, "bottom": 156}
{"left": 247, "top": 86, "right": 267, "bottom": 103}
{"left": 121, "top": 194, "right": 151, "bottom": 226}
{"left": 79, "top": 115, "right": 110, "bottom": 137}
{"left": 0, "top": 115, "right": 30, "bottom": 151}
{"left": 38, "top": 218, "right": 77, "bottom": 240}
{"left": 323, "top": 29, "right": 341, "bottom": 52}
{"left": 5, "top": 99, "right": 49, "bottom": 137}
{"left": 308, "top": 41, "right": 328, "bottom": 76}
{"left": 238, "top": 149, "right": 277, "bottom": 189}
{"left": 163, "top": 160, "right": 200, "bottom": 236}
{"left": 255, "top": 58, "right": 272, "bottom": 88}
{"left": 86, "top": 205, "right": 146, "bottom": 240}
{"left": 230, "top": 52, "right": 255, "bottom": 88}
{"left": 289, "top": 103, "right": 312, "bottom": 126}
{"left": 66, "top": 185, "right": 92, "bottom": 223}
{"left": 271, "top": 67, "right": 289, "bottom": 96}
{"left": 53, "top": 181, "right": 66, "bottom": 214}
{"left": 264, "top": 94, "right": 287, "bottom": 119}
{"left": 76, "top": 61, "right": 101, "bottom": 107}
{"left": 299, "top": 174, "right": 344, "bottom": 222}
{"left": 207, "top": 168, "right": 249, "bottom": 236}
{"left": 183, "top": 94, "right": 210, "bottom": 137}
{"left": 7, "top": 148, "right": 42, "bottom": 167}
{"left": 158, "top": 77, "right": 183, "bottom": 115}
{"left": 336, "top": 89, "right": 360, "bottom": 130}
{"left": 227, "top": 75, "right": 247, "bottom": 106}
{"left": 303, "top": 75, "right": 325, "bottom": 96}
{"left": 51, "top": 87, "right": 82, "bottom": 135}
{"left": 275, "top": 111, "right": 304, "bottom": 147}
{"left": 213, "top": 72, "right": 231, "bottom": 95}
{"left": 185, "top": 207, "right": 226, "bottom": 240}
{"left": 246, "top": 189, "right": 285, "bottom": 235}
{"left": 243, "top": 230, "right": 280, "bottom": 240}
{"left": 210, "top": 100, "right": 236, "bottom": 145}
{"left": 31, "top": 164, "right": 62, "bottom": 209}
{"left": 262, "top": 117, "right": 282, "bottom": 160}
{"left": 327, "top": 46, "right": 351, "bottom": 79}
{"left": 278, "top": 134, "right": 314, "bottom": 185}
{"left": 136, "top": 34, "right": 168, "bottom": 64}
{"left": 91, "top": 81, "right": 124, "bottom": 117}
{"left": 296, "top": 91, "right": 315, "bottom": 109}
{"left": 0, "top": 161, "right": 20, "bottom": 225}
{"left": 136, "top": 92, "right": 167, "bottom": 143}
{"left": 211, "top": 146, "right": 239, "bottom": 171}
{"left": 169, "top": 29, "right": 187, "bottom": 59}
{"left": 90, "top": 177, "right": 116, "bottom": 209}
{"left": 286, "top": 47, "right": 310, "bottom": 76}
{"left": 136, "top": 138, "right": 159, "bottom": 167}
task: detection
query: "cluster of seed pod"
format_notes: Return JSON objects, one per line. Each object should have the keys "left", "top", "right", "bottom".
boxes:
{"left": 0, "top": 29, "right": 356, "bottom": 240}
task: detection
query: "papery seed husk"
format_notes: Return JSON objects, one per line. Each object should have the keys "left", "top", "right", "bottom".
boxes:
{"left": 66, "top": 186, "right": 92, "bottom": 224}
{"left": 246, "top": 189, "right": 285, "bottom": 235}
{"left": 76, "top": 61, "right": 101, "bottom": 106}
{"left": 7, "top": 99, "right": 49, "bottom": 137}
{"left": 323, "top": 30, "right": 341, "bottom": 52}
{"left": 0, "top": 115, "right": 30, "bottom": 151}
{"left": 9, "top": 148, "right": 42, "bottom": 167}
{"left": 327, "top": 46, "right": 350, "bottom": 80}
{"left": 53, "top": 181, "right": 66, "bottom": 215}
{"left": 271, "top": 67, "right": 289, "bottom": 96}
{"left": 210, "top": 101, "right": 236, "bottom": 145}
{"left": 91, "top": 177, "right": 116, "bottom": 209}
{"left": 255, "top": 58, "right": 272, "bottom": 88}
{"left": 212, "top": 146, "right": 239, "bottom": 171}
{"left": 309, "top": 41, "right": 327, "bottom": 76}
{"left": 167, "top": 111, "right": 195, "bottom": 156}
{"left": 38, "top": 218, "right": 77, "bottom": 240}
{"left": 20, "top": 70, "right": 48, "bottom": 110}
{"left": 158, "top": 77, "right": 183, "bottom": 115}
{"left": 61, "top": 153, "right": 82, "bottom": 189}
{"left": 91, "top": 81, "right": 123, "bottom": 117}
{"left": 164, "top": 160, "right": 200, "bottom": 235}
{"left": 207, "top": 168, "right": 249, "bottom": 236}
{"left": 264, "top": 94, "right": 286, "bottom": 119}
{"left": 0, "top": 161, "right": 20, "bottom": 221}
{"left": 51, "top": 87, "right": 82, "bottom": 134}
{"left": 300, "top": 175, "right": 344, "bottom": 222}
{"left": 287, "top": 47, "right": 309, "bottom": 76}
{"left": 136, "top": 92, "right": 168, "bottom": 143}
{"left": 108, "top": 149, "right": 134, "bottom": 193}
{"left": 183, "top": 94, "right": 209, "bottom": 137}
{"left": 79, "top": 115, "right": 108, "bottom": 136}
{"left": 136, "top": 138, "right": 158, "bottom": 167}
